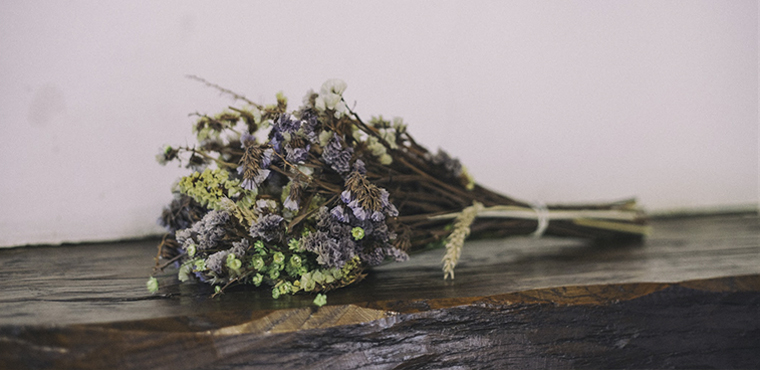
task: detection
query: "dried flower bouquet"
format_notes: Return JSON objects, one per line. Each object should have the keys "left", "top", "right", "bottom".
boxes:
{"left": 150, "top": 78, "right": 648, "bottom": 305}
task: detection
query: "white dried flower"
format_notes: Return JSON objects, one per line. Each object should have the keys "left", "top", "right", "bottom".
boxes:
{"left": 314, "top": 79, "right": 348, "bottom": 118}
{"left": 320, "top": 79, "right": 347, "bottom": 96}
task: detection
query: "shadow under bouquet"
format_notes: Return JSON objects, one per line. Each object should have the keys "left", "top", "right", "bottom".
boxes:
{"left": 150, "top": 78, "right": 648, "bottom": 305}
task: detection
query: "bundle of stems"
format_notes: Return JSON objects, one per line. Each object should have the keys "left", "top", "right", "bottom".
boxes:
{"left": 364, "top": 133, "right": 647, "bottom": 247}
{"left": 151, "top": 78, "right": 647, "bottom": 301}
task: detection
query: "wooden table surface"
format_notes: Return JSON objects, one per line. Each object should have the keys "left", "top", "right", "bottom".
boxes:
{"left": 1, "top": 213, "right": 758, "bottom": 369}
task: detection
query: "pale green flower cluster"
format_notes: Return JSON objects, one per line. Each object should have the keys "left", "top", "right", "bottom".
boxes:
{"left": 461, "top": 166, "right": 476, "bottom": 191}
{"left": 178, "top": 168, "right": 243, "bottom": 210}
{"left": 146, "top": 277, "right": 159, "bottom": 293}
{"left": 313, "top": 293, "right": 327, "bottom": 307}
{"left": 366, "top": 136, "right": 393, "bottom": 165}
{"left": 363, "top": 115, "right": 408, "bottom": 165}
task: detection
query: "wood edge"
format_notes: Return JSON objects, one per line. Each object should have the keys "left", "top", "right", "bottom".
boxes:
{"left": 6, "top": 273, "right": 757, "bottom": 337}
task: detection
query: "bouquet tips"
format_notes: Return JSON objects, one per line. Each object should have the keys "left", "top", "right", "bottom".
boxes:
{"left": 150, "top": 78, "right": 648, "bottom": 304}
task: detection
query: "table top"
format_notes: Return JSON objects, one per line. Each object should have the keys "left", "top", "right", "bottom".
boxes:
{"left": 2, "top": 213, "right": 758, "bottom": 326}
{"left": 1, "top": 213, "right": 758, "bottom": 369}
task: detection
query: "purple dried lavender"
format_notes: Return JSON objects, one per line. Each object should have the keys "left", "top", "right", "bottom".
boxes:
{"left": 176, "top": 210, "right": 231, "bottom": 251}
{"left": 249, "top": 214, "right": 284, "bottom": 242}
{"left": 379, "top": 189, "right": 399, "bottom": 217}
{"left": 299, "top": 109, "right": 320, "bottom": 144}
{"left": 330, "top": 205, "right": 350, "bottom": 223}
{"left": 359, "top": 247, "right": 385, "bottom": 267}
{"left": 340, "top": 190, "right": 352, "bottom": 204}
{"left": 206, "top": 251, "right": 227, "bottom": 275}
{"left": 352, "top": 159, "right": 367, "bottom": 175}
{"left": 283, "top": 181, "right": 302, "bottom": 211}
{"left": 196, "top": 211, "right": 229, "bottom": 250}
{"left": 285, "top": 145, "right": 310, "bottom": 163}
{"left": 273, "top": 113, "right": 301, "bottom": 134}
{"left": 230, "top": 239, "right": 249, "bottom": 258}
{"left": 358, "top": 245, "right": 408, "bottom": 267}
{"left": 370, "top": 221, "right": 391, "bottom": 243}
{"left": 283, "top": 196, "right": 299, "bottom": 211}
{"left": 383, "top": 246, "right": 409, "bottom": 263}
{"left": 158, "top": 195, "right": 205, "bottom": 232}
{"left": 302, "top": 230, "right": 355, "bottom": 268}
{"left": 321, "top": 133, "right": 353, "bottom": 174}
{"left": 174, "top": 228, "right": 194, "bottom": 248}
{"left": 261, "top": 148, "right": 273, "bottom": 167}
{"left": 343, "top": 199, "right": 365, "bottom": 221}
{"left": 269, "top": 113, "right": 302, "bottom": 152}
{"left": 240, "top": 133, "right": 256, "bottom": 147}
{"left": 314, "top": 200, "right": 407, "bottom": 268}
{"left": 370, "top": 211, "right": 385, "bottom": 222}
{"left": 426, "top": 149, "right": 463, "bottom": 177}
{"left": 329, "top": 220, "right": 351, "bottom": 238}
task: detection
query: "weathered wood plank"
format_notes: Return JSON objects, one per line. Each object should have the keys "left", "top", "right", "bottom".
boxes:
{"left": 3, "top": 214, "right": 757, "bottom": 326}
{"left": 1, "top": 275, "right": 759, "bottom": 369}
{"left": 0, "top": 213, "right": 758, "bottom": 369}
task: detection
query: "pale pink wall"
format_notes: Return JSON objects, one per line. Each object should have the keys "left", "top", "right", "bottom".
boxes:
{"left": 0, "top": 1, "right": 757, "bottom": 247}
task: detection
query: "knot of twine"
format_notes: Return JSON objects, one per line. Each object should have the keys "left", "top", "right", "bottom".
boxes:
{"left": 530, "top": 201, "right": 549, "bottom": 238}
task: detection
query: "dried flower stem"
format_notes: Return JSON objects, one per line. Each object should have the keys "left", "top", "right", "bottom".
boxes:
{"left": 186, "top": 75, "right": 258, "bottom": 107}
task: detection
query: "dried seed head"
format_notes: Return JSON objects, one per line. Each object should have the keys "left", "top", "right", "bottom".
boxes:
{"left": 238, "top": 140, "right": 272, "bottom": 190}
{"left": 344, "top": 171, "right": 383, "bottom": 212}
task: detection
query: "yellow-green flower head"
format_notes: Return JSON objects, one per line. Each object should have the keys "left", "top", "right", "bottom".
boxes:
{"left": 300, "top": 272, "right": 316, "bottom": 291}
{"left": 379, "top": 154, "right": 393, "bottom": 165}
{"left": 226, "top": 256, "right": 242, "bottom": 271}
{"left": 318, "top": 130, "right": 333, "bottom": 147}
{"left": 276, "top": 91, "right": 288, "bottom": 107}
{"left": 351, "top": 227, "right": 365, "bottom": 240}
{"left": 288, "top": 238, "right": 301, "bottom": 251}
{"left": 146, "top": 277, "right": 159, "bottom": 293}
{"left": 378, "top": 128, "right": 398, "bottom": 150}
{"left": 178, "top": 168, "right": 233, "bottom": 210}
{"left": 312, "top": 270, "right": 325, "bottom": 284}
{"left": 251, "top": 255, "right": 265, "bottom": 271}
{"left": 242, "top": 104, "right": 262, "bottom": 124}
{"left": 290, "top": 255, "right": 302, "bottom": 268}
{"left": 253, "top": 240, "right": 266, "bottom": 253}
{"left": 194, "top": 259, "right": 206, "bottom": 271}
{"left": 392, "top": 117, "right": 407, "bottom": 132}
{"left": 252, "top": 273, "right": 263, "bottom": 286}
{"left": 273, "top": 252, "right": 285, "bottom": 264}
{"left": 278, "top": 281, "right": 293, "bottom": 295}
{"left": 178, "top": 262, "right": 193, "bottom": 282}
{"left": 313, "top": 293, "right": 327, "bottom": 307}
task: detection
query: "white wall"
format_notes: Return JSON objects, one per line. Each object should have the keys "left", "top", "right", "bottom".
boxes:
{"left": 1, "top": 1, "right": 757, "bottom": 247}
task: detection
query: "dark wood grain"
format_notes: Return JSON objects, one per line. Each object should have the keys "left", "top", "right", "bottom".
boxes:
{"left": 0, "top": 213, "right": 758, "bottom": 369}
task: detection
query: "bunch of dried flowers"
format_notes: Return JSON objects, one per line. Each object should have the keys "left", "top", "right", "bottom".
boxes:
{"left": 150, "top": 78, "right": 648, "bottom": 305}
